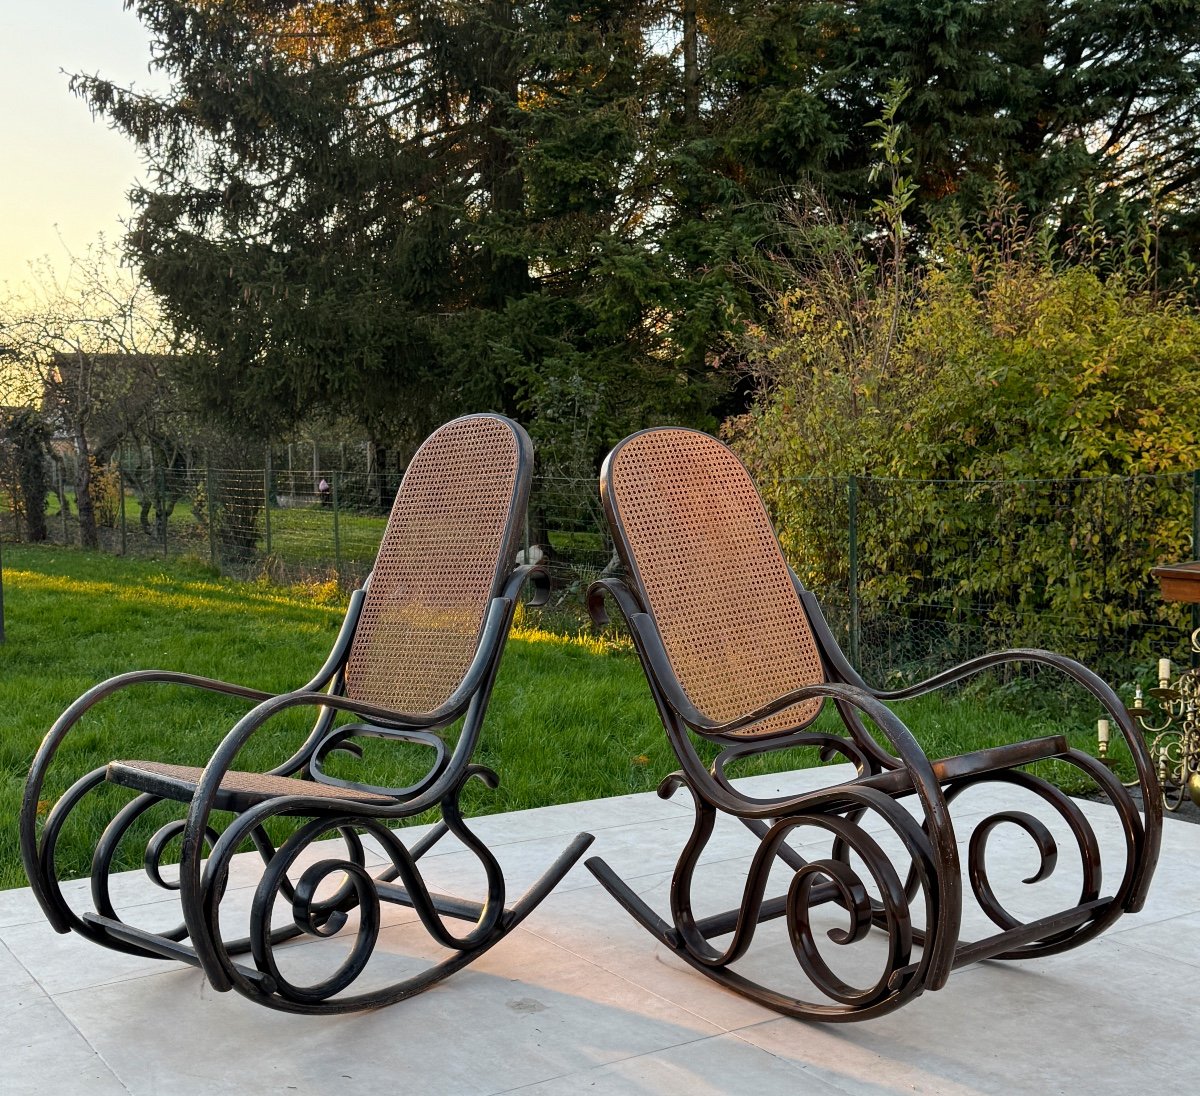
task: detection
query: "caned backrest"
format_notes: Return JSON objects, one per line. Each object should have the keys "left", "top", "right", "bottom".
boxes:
{"left": 343, "top": 414, "right": 529, "bottom": 715}
{"left": 603, "top": 428, "right": 824, "bottom": 737}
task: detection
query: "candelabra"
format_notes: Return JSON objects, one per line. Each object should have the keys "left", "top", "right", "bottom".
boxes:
{"left": 1099, "top": 628, "right": 1200, "bottom": 810}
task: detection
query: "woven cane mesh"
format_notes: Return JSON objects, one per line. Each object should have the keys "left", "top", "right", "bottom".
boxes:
{"left": 108, "top": 761, "right": 395, "bottom": 803}
{"left": 344, "top": 416, "right": 521, "bottom": 715}
{"left": 607, "top": 429, "right": 824, "bottom": 738}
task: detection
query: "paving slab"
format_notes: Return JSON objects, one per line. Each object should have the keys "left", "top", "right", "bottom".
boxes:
{"left": 1, "top": 772, "right": 1196, "bottom": 1096}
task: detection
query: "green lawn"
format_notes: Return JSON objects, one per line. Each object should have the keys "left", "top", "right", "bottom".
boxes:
{"left": 0, "top": 543, "right": 1123, "bottom": 890}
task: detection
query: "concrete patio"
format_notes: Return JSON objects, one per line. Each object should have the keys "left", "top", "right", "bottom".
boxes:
{"left": 4, "top": 764, "right": 1198, "bottom": 1095}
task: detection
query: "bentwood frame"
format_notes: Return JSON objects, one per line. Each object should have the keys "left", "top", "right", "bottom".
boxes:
{"left": 21, "top": 413, "right": 593, "bottom": 1013}
{"left": 586, "top": 426, "right": 1161, "bottom": 1022}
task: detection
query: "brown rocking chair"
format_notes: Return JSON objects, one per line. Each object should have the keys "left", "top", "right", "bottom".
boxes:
{"left": 586, "top": 426, "right": 1161, "bottom": 1022}
{"left": 21, "top": 414, "right": 593, "bottom": 1013}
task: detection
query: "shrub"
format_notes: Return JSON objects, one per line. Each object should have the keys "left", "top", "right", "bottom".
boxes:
{"left": 728, "top": 201, "right": 1200, "bottom": 672}
{"left": 88, "top": 458, "right": 123, "bottom": 529}
{"left": 0, "top": 409, "right": 51, "bottom": 542}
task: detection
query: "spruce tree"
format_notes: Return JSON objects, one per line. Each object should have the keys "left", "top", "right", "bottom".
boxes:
{"left": 78, "top": 0, "right": 721, "bottom": 457}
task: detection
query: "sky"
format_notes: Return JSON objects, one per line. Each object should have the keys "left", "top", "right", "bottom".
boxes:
{"left": 0, "top": 1, "right": 161, "bottom": 294}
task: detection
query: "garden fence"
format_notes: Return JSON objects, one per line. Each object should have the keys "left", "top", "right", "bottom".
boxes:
{"left": 2, "top": 453, "right": 1197, "bottom": 683}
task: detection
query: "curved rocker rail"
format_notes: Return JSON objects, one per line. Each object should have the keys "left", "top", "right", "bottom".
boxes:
{"left": 79, "top": 808, "right": 593, "bottom": 1015}
{"left": 66, "top": 794, "right": 593, "bottom": 1014}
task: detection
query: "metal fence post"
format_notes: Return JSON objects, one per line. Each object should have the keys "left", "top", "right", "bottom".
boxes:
{"left": 157, "top": 464, "right": 168, "bottom": 556}
{"left": 118, "top": 463, "right": 127, "bottom": 555}
{"left": 263, "top": 450, "right": 273, "bottom": 557}
{"left": 1192, "top": 470, "right": 1200, "bottom": 661}
{"left": 848, "top": 475, "right": 860, "bottom": 669}
{"left": 58, "top": 464, "right": 68, "bottom": 544}
{"left": 206, "top": 463, "right": 217, "bottom": 567}
{"left": 331, "top": 471, "right": 342, "bottom": 579}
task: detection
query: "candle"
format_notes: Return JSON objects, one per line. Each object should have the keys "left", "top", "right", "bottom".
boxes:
{"left": 1159, "top": 657, "right": 1172, "bottom": 683}
{"left": 1097, "top": 718, "right": 1110, "bottom": 745}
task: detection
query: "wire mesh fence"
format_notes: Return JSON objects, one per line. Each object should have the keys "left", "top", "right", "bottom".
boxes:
{"left": 768, "top": 472, "right": 1200, "bottom": 684}
{"left": 2, "top": 454, "right": 1197, "bottom": 683}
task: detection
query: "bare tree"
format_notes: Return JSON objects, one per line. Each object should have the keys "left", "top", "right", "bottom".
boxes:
{"left": 0, "top": 238, "right": 179, "bottom": 549}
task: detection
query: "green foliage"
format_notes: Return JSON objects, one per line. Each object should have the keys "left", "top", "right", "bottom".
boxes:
{"left": 700, "top": 0, "right": 1200, "bottom": 249}
{"left": 0, "top": 409, "right": 51, "bottom": 542}
{"left": 63, "top": 1, "right": 1200, "bottom": 457}
{"left": 731, "top": 196, "right": 1200, "bottom": 671}
{"left": 74, "top": 0, "right": 727, "bottom": 458}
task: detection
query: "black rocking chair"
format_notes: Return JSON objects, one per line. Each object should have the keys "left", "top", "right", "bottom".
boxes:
{"left": 21, "top": 413, "right": 592, "bottom": 1013}
{"left": 586, "top": 426, "right": 1161, "bottom": 1022}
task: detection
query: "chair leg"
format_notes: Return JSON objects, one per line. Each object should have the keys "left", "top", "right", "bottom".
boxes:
{"left": 23, "top": 769, "right": 212, "bottom": 959}
{"left": 585, "top": 775, "right": 952, "bottom": 1022}
{"left": 181, "top": 770, "right": 595, "bottom": 1014}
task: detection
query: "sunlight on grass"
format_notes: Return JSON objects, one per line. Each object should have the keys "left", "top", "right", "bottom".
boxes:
{"left": 511, "top": 623, "right": 632, "bottom": 656}
{"left": 0, "top": 542, "right": 1112, "bottom": 891}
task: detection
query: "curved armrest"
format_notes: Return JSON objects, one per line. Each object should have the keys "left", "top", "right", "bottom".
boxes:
{"left": 19, "top": 669, "right": 276, "bottom": 914}
{"left": 800, "top": 582, "right": 1159, "bottom": 818}
{"left": 608, "top": 604, "right": 947, "bottom": 819}
{"left": 869, "top": 649, "right": 1156, "bottom": 800}
{"left": 506, "top": 562, "right": 551, "bottom": 606}
{"left": 587, "top": 575, "right": 643, "bottom": 629}
{"left": 23, "top": 670, "right": 273, "bottom": 805}
{"left": 868, "top": 645, "right": 1161, "bottom": 897}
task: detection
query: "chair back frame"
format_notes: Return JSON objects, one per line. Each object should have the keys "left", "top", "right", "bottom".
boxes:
{"left": 600, "top": 426, "right": 829, "bottom": 743}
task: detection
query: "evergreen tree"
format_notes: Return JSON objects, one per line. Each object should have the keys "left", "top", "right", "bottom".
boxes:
{"left": 697, "top": 0, "right": 1200, "bottom": 240}
{"left": 78, "top": 0, "right": 722, "bottom": 458}
{"left": 79, "top": 1, "right": 1199, "bottom": 449}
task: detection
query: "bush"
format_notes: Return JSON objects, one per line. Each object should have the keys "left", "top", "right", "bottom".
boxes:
{"left": 0, "top": 409, "right": 51, "bottom": 542}
{"left": 728, "top": 200, "right": 1200, "bottom": 672}
{"left": 88, "top": 458, "right": 123, "bottom": 529}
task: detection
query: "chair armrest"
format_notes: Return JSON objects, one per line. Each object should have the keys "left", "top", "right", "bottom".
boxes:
{"left": 868, "top": 649, "right": 1158, "bottom": 814}
{"left": 23, "top": 670, "right": 274, "bottom": 814}
{"left": 506, "top": 562, "right": 551, "bottom": 606}
{"left": 587, "top": 575, "right": 644, "bottom": 628}
{"left": 19, "top": 669, "right": 278, "bottom": 928}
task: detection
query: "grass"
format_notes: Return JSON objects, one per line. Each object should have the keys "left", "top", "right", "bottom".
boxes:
{"left": 0, "top": 543, "right": 1125, "bottom": 891}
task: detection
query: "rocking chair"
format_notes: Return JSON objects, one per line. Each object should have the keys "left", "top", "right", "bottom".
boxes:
{"left": 21, "top": 413, "right": 593, "bottom": 1013}
{"left": 586, "top": 426, "right": 1161, "bottom": 1022}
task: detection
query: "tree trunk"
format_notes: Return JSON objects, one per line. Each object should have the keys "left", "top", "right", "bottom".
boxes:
{"left": 73, "top": 427, "right": 99, "bottom": 549}
{"left": 683, "top": 0, "right": 699, "bottom": 131}
{"left": 482, "top": 0, "right": 529, "bottom": 312}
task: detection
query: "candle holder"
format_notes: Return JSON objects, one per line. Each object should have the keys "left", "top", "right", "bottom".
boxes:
{"left": 1104, "top": 627, "right": 1200, "bottom": 810}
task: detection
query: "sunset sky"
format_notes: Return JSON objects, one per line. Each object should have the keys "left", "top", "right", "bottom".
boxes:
{"left": 0, "top": 2, "right": 160, "bottom": 293}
